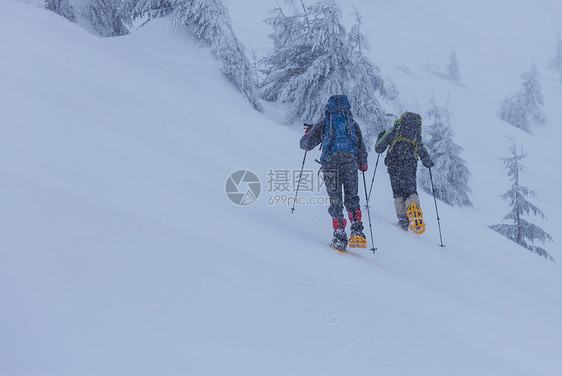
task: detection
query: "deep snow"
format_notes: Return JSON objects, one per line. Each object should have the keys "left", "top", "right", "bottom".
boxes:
{"left": 1, "top": 0, "right": 562, "bottom": 375}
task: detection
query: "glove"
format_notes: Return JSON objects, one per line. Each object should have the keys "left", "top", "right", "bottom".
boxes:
{"left": 359, "top": 165, "right": 368, "bottom": 172}
{"left": 423, "top": 158, "right": 434, "bottom": 168}
{"left": 304, "top": 123, "right": 313, "bottom": 134}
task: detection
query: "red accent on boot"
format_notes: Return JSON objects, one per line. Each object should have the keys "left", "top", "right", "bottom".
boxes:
{"left": 348, "top": 209, "right": 362, "bottom": 223}
{"left": 332, "top": 218, "right": 347, "bottom": 230}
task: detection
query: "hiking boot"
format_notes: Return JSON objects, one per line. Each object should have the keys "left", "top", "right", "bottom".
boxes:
{"left": 348, "top": 210, "right": 367, "bottom": 248}
{"left": 331, "top": 218, "right": 348, "bottom": 252}
{"left": 332, "top": 229, "right": 348, "bottom": 252}
{"left": 349, "top": 223, "right": 366, "bottom": 249}
{"left": 398, "top": 214, "right": 409, "bottom": 231}
{"left": 348, "top": 210, "right": 366, "bottom": 237}
{"left": 349, "top": 220, "right": 365, "bottom": 237}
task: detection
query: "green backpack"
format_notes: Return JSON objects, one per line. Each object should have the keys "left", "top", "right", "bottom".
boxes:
{"left": 388, "top": 112, "right": 422, "bottom": 160}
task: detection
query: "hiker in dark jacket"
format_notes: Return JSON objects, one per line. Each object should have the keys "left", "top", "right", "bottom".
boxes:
{"left": 300, "top": 95, "right": 368, "bottom": 251}
{"left": 375, "top": 111, "right": 434, "bottom": 231}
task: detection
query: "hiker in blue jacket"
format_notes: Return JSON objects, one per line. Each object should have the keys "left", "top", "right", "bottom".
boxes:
{"left": 300, "top": 95, "right": 368, "bottom": 251}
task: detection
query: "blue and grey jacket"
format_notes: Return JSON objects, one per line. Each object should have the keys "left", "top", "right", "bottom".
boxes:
{"left": 300, "top": 118, "right": 368, "bottom": 167}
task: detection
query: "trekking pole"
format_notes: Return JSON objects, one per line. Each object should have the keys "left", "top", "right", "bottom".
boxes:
{"left": 429, "top": 167, "right": 445, "bottom": 247}
{"left": 362, "top": 171, "right": 377, "bottom": 252}
{"left": 291, "top": 150, "right": 308, "bottom": 213}
{"left": 366, "top": 153, "right": 381, "bottom": 203}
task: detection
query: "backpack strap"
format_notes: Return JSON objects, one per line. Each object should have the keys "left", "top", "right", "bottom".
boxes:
{"left": 324, "top": 113, "right": 335, "bottom": 155}
{"left": 325, "top": 109, "right": 353, "bottom": 149}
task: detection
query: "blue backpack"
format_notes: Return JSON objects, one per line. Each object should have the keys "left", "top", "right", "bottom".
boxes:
{"left": 321, "top": 95, "right": 358, "bottom": 163}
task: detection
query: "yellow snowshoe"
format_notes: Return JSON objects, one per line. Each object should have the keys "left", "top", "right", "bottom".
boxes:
{"left": 407, "top": 202, "right": 426, "bottom": 234}
{"left": 349, "top": 234, "right": 367, "bottom": 249}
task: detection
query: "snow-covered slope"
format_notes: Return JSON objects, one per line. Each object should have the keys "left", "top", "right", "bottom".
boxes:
{"left": 1, "top": 1, "right": 561, "bottom": 375}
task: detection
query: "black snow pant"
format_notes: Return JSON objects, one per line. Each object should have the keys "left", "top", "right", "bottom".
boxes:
{"left": 322, "top": 160, "right": 360, "bottom": 220}
{"left": 388, "top": 162, "right": 418, "bottom": 199}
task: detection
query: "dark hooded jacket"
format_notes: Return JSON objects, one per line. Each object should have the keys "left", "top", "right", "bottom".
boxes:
{"left": 374, "top": 112, "right": 431, "bottom": 168}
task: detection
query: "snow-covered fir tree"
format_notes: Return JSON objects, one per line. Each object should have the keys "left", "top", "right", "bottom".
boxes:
{"left": 128, "top": 0, "right": 262, "bottom": 112}
{"left": 85, "top": 0, "right": 130, "bottom": 37}
{"left": 348, "top": 6, "right": 370, "bottom": 56}
{"left": 498, "top": 62, "right": 545, "bottom": 133}
{"left": 498, "top": 95, "right": 529, "bottom": 132}
{"left": 446, "top": 50, "right": 460, "bottom": 82}
{"left": 127, "top": 0, "right": 173, "bottom": 22}
{"left": 548, "top": 34, "right": 562, "bottom": 81}
{"left": 419, "top": 99, "right": 472, "bottom": 207}
{"left": 44, "top": 0, "right": 76, "bottom": 22}
{"left": 248, "top": 44, "right": 260, "bottom": 88}
{"left": 520, "top": 62, "right": 546, "bottom": 125}
{"left": 346, "top": 5, "right": 397, "bottom": 146}
{"left": 260, "top": 0, "right": 392, "bottom": 145}
{"left": 489, "top": 142, "right": 554, "bottom": 262}
{"left": 173, "top": 0, "right": 263, "bottom": 112}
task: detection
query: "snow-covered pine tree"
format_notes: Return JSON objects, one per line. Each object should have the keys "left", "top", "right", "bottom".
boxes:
{"left": 85, "top": 0, "right": 130, "bottom": 37}
{"left": 348, "top": 6, "right": 370, "bottom": 56}
{"left": 347, "top": 5, "right": 395, "bottom": 147}
{"left": 419, "top": 99, "right": 472, "bottom": 207}
{"left": 349, "top": 5, "right": 400, "bottom": 146}
{"left": 498, "top": 94, "right": 529, "bottom": 132}
{"left": 173, "top": 0, "right": 263, "bottom": 112}
{"left": 44, "top": 0, "right": 76, "bottom": 22}
{"left": 128, "top": 0, "right": 262, "bottom": 112}
{"left": 521, "top": 62, "right": 546, "bottom": 126}
{"left": 261, "top": 0, "right": 391, "bottom": 145}
{"left": 498, "top": 62, "right": 545, "bottom": 133}
{"left": 260, "top": 1, "right": 347, "bottom": 120}
{"left": 127, "top": 0, "right": 173, "bottom": 22}
{"left": 489, "top": 142, "right": 554, "bottom": 262}
{"left": 446, "top": 50, "right": 460, "bottom": 82}
{"left": 548, "top": 34, "right": 562, "bottom": 81}
{"left": 248, "top": 44, "right": 260, "bottom": 89}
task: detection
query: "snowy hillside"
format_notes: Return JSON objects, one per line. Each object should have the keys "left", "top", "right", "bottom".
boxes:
{"left": 1, "top": 0, "right": 562, "bottom": 375}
